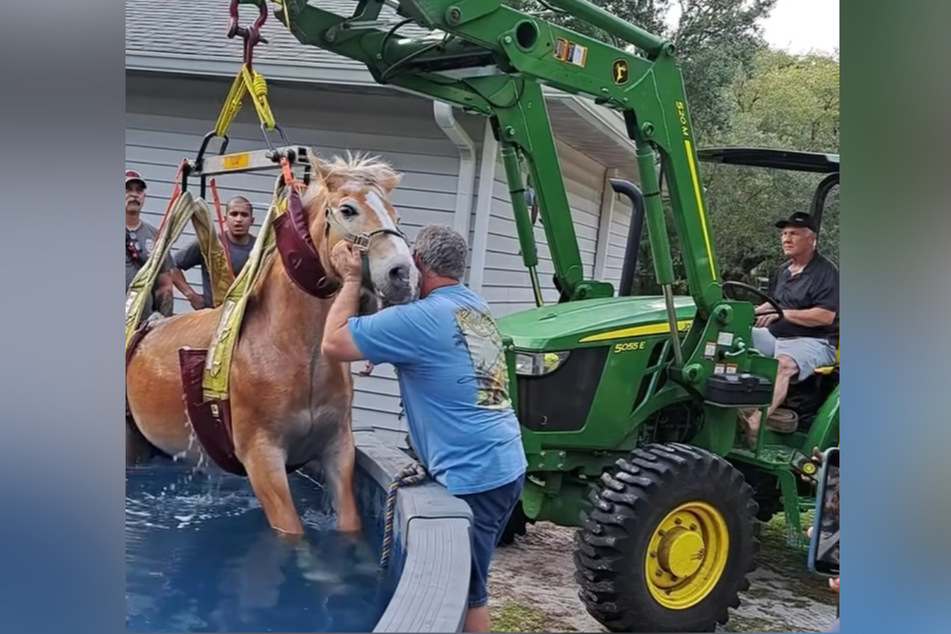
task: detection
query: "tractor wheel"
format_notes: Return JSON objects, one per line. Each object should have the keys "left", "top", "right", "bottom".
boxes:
{"left": 497, "top": 499, "right": 532, "bottom": 546}
{"left": 573, "top": 443, "right": 760, "bottom": 633}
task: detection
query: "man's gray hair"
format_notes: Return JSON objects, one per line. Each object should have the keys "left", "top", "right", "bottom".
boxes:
{"left": 413, "top": 224, "right": 468, "bottom": 280}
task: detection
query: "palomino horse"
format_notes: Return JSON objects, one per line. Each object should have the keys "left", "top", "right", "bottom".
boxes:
{"left": 125, "top": 151, "right": 418, "bottom": 538}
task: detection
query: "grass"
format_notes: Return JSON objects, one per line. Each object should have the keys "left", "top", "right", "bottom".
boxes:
{"left": 722, "top": 614, "right": 778, "bottom": 633}
{"left": 755, "top": 511, "right": 838, "bottom": 606}
{"left": 491, "top": 598, "right": 578, "bottom": 633}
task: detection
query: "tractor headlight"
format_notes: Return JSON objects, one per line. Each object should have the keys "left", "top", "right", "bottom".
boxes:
{"left": 513, "top": 350, "right": 570, "bottom": 377}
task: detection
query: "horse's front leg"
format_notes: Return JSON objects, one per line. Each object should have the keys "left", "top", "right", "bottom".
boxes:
{"left": 240, "top": 433, "right": 305, "bottom": 538}
{"left": 323, "top": 425, "right": 362, "bottom": 534}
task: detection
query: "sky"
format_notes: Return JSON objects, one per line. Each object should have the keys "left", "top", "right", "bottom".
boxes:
{"left": 664, "top": 0, "right": 840, "bottom": 55}
{"left": 760, "top": 0, "right": 839, "bottom": 55}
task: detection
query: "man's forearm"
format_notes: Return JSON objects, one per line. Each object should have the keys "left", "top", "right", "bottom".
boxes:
{"left": 170, "top": 268, "right": 199, "bottom": 299}
{"left": 783, "top": 307, "right": 836, "bottom": 327}
{"left": 323, "top": 278, "right": 362, "bottom": 348}
{"left": 154, "top": 285, "right": 174, "bottom": 316}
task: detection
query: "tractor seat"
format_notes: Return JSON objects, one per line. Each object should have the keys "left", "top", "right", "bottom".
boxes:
{"left": 814, "top": 333, "right": 839, "bottom": 375}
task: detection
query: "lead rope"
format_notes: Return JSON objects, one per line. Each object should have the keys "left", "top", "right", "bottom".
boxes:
{"left": 379, "top": 461, "right": 429, "bottom": 569}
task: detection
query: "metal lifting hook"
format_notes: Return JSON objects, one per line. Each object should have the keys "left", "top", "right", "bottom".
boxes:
{"left": 227, "top": 0, "right": 269, "bottom": 69}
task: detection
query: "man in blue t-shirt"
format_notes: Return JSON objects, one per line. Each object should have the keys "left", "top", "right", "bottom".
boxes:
{"left": 321, "top": 223, "right": 527, "bottom": 633}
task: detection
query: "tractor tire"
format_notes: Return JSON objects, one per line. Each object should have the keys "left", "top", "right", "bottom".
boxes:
{"left": 573, "top": 443, "right": 760, "bottom": 633}
{"left": 497, "top": 499, "right": 532, "bottom": 546}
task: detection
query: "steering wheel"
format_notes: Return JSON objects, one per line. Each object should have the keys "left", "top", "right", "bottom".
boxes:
{"left": 721, "top": 280, "right": 785, "bottom": 323}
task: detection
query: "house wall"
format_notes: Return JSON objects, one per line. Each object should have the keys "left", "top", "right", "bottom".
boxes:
{"left": 125, "top": 72, "right": 629, "bottom": 434}
{"left": 126, "top": 73, "right": 463, "bottom": 431}
{"left": 480, "top": 140, "right": 613, "bottom": 316}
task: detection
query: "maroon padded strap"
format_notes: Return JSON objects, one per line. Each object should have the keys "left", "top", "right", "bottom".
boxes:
{"left": 273, "top": 187, "right": 338, "bottom": 298}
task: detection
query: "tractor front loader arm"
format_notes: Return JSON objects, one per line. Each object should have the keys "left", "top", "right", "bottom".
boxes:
{"left": 245, "top": 0, "right": 745, "bottom": 380}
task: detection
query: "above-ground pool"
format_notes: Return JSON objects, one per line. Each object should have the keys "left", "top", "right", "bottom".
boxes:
{"left": 126, "top": 429, "right": 473, "bottom": 633}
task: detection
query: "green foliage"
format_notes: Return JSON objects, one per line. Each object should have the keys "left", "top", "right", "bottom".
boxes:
{"left": 670, "top": 0, "right": 778, "bottom": 138}
{"left": 508, "top": 1, "right": 777, "bottom": 140}
{"left": 702, "top": 47, "right": 841, "bottom": 281}
{"left": 505, "top": 2, "right": 839, "bottom": 292}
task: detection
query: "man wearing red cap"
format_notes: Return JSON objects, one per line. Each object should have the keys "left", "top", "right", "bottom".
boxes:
{"left": 125, "top": 170, "right": 176, "bottom": 319}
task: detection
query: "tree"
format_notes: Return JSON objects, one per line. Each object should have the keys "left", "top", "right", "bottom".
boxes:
{"left": 502, "top": 3, "right": 839, "bottom": 291}
{"left": 506, "top": 0, "right": 777, "bottom": 140}
{"left": 624, "top": 47, "right": 840, "bottom": 293}
{"left": 701, "top": 47, "right": 841, "bottom": 281}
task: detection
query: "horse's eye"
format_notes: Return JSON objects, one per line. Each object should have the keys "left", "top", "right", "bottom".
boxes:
{"left": 340, "top": 204, "right": 358, "bottom": 218}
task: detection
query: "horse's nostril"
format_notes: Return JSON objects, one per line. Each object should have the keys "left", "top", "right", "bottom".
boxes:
{"left": 388, "top": 264, "right": 410, "bottom": 284}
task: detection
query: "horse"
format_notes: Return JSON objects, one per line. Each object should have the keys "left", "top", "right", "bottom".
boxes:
{"left": 125, "top": 151, "right": 418, "bottom": 539}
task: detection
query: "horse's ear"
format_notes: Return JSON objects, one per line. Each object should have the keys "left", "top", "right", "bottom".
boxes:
{"left": 379, "top": 169, "right": 403, "bottom": 195}
{"left": 306, "top": 152, "right": 334, "bottom": 187}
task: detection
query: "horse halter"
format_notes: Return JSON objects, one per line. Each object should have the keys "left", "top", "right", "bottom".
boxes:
{"left": 322, "top": 201, "right": 409, "bottom": 290}
{"left": 273, "top": 183, "right": 409, "bottom": 299}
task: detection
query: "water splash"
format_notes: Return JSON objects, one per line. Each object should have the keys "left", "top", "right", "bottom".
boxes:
{"left": 126, "top": 461, "right": 391, "bottom": 633}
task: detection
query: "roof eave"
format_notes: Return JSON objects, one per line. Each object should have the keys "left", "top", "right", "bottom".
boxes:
{"left": 126, "top": 51, "right": 637, "bottom": 168}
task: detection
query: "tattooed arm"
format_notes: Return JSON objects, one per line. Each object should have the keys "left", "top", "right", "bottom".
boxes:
{"left": 154, "top": 271, "right": 175, "bottom": 317}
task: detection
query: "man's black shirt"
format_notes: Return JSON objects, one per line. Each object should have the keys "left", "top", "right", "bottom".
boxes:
{"left": 767, "top": 252, "right": 839, "bottom": 340}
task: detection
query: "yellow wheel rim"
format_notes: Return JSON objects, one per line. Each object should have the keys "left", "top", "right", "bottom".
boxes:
{"left": 643, "top": 501, "right": 730, "bottom": 610}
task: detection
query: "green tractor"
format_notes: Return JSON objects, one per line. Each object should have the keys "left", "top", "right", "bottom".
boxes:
{"left": 498, "top": 146, "right": 839, "bottom": 631}
{"left": 235, "top": 1, "right": 839, "bottom": 631}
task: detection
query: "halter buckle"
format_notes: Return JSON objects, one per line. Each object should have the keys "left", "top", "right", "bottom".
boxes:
{"left": 352, "top": 234, "right": 371, "bottom": 253}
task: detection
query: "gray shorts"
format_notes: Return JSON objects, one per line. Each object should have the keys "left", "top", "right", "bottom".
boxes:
{"left": 752, "top": 327, "right": 837, "bottom": 383}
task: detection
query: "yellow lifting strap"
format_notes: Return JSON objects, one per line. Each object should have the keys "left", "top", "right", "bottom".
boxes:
{"left": 124, "top": 192, "right": 236, "bottom": 349}
{"left": 214, "top": 0, "right": 278, "bottom": 139}
{"left": 213, "top": 65, "right": 276, "bottom": 138}
{"left": 195, "top": 197, "right": 237, "bottom": 309}
{"left": 201, "top": 172, "right": 289, "bottom": 400}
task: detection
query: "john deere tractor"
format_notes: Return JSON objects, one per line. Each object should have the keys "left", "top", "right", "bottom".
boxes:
{"left": 232, "top": 1, "right": 840, "bottom": 631}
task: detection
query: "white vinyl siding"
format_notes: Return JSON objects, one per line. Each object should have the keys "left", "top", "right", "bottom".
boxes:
{"left": 125, "top": 74, "right": 460, "bottom": 432}
{"left": 602, "top": 191, "right": 633, "bottom": 293}
{"left": 481, "top": 140, "right": 607, "bottom": 316}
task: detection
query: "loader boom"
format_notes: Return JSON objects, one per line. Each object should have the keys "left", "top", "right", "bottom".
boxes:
{"left": 243, "top": 0, "right": 722, "bottom": 319}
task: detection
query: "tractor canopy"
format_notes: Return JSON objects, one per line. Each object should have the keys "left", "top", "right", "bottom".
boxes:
{"left": 497, "top": 295, "right": 697, "bottom": 351}
{"left": 696, "top": 147, "right": 839, "bottom": 173}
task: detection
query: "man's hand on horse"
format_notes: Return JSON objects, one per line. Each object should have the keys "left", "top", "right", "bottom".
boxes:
{"left": 331, "top": 241, "right": 363, "bottom": 283}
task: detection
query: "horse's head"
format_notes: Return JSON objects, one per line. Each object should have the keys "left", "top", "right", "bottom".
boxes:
{"left": 300, "top": 151, "right": 418, "bottom": 309}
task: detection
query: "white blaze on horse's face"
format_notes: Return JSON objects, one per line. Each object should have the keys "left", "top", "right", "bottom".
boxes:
{"left": 338, "top": 186, "right": 418, "bottom": 305}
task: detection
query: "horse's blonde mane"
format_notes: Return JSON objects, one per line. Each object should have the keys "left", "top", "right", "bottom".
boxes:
{"left": 322, "top": 150, "right": 399, "bottom": 187}
{"left": 299, "top": 150, "right": 401, "bottom": 209}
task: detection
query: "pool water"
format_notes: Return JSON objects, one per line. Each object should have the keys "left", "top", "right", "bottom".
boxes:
{"left": 126, "top": 461, "right": 394, "bottom": 633}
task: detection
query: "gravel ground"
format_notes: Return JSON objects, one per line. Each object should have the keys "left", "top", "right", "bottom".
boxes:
{"left": 487, "top": 515, "right": 838, "bottom": 633}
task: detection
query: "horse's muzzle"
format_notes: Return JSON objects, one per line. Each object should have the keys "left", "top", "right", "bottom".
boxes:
{"left": 380, "top": 274, "right": 417, "bottom": 306}
{"left": 387, "top": 263, "right": 412, "bottom": 286}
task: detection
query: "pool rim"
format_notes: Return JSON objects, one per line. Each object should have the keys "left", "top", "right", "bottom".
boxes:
{"left": 303, "top": 428, "right": 473, "bottom": 633}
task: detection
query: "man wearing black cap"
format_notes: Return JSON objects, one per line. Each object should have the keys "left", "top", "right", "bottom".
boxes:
{"left": 125, "top": 169, "right": 177, "bottom": 320}
{"left": 739, "top": 211, "right": 839, "bottom": 447}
